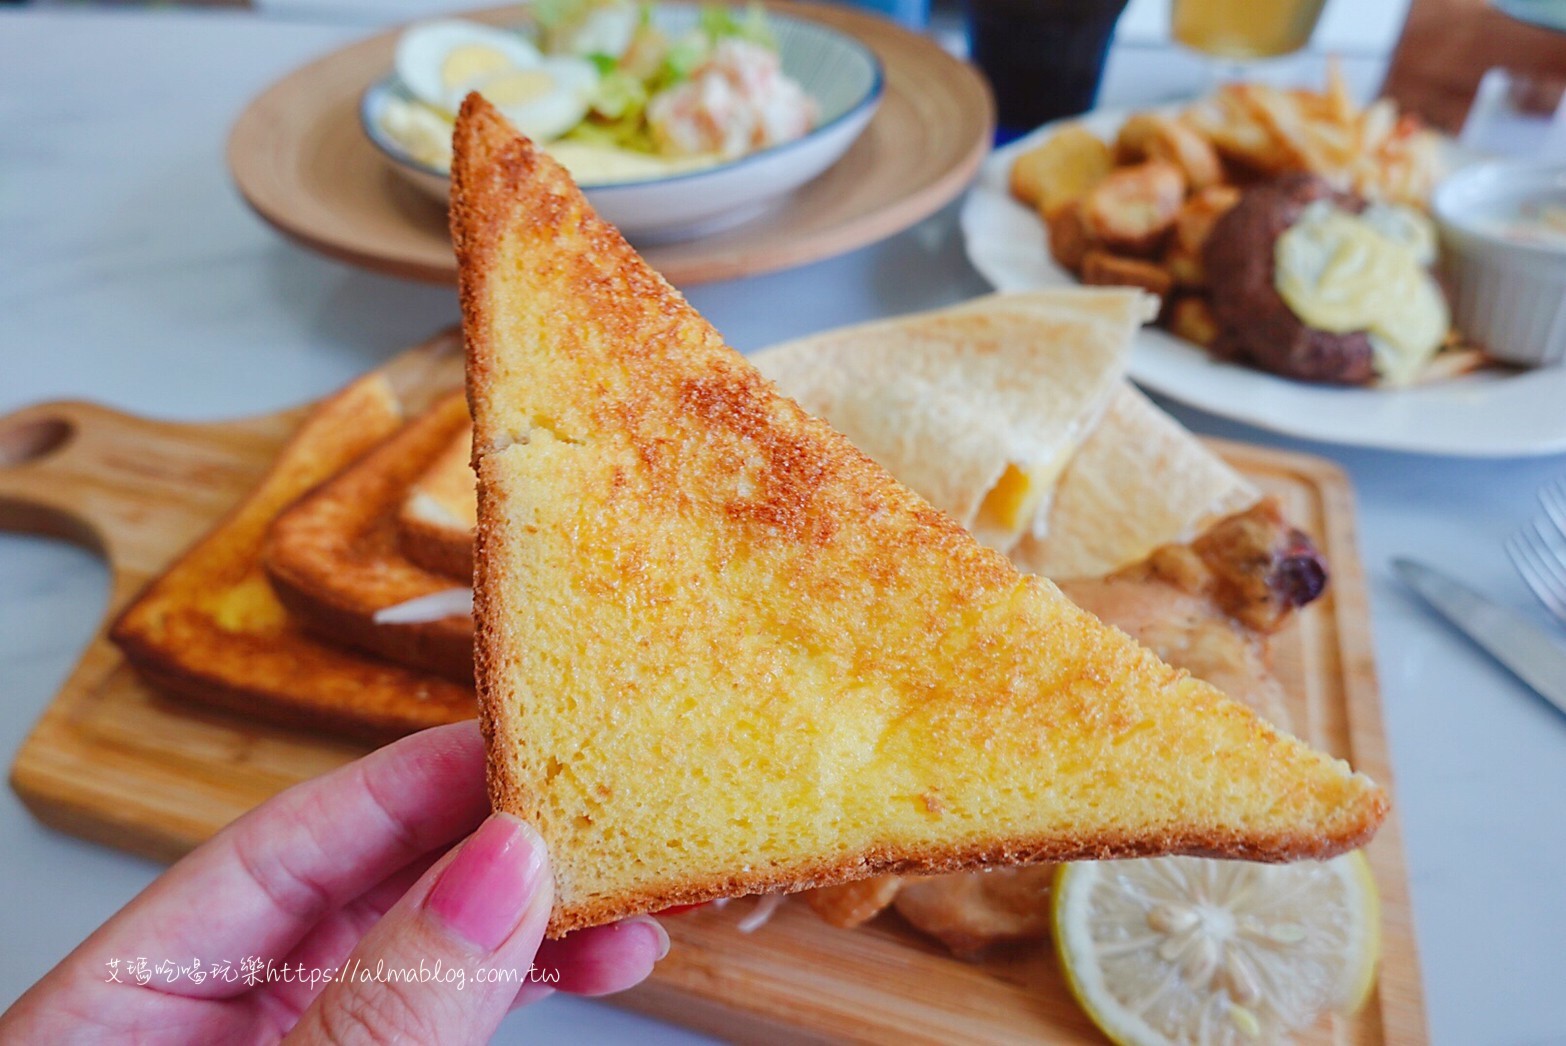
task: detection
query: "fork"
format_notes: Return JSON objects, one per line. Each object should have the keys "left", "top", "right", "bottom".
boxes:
{"left": 1506, "top": 478, "right": 1566, "bottom": 626}
{"left": 1542, "top": 477, "right": 1566, "bottom": 539}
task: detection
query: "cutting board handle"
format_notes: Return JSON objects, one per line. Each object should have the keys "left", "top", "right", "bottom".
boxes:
{"left": 0, "top": 401, "right": 200, "bottom": 559}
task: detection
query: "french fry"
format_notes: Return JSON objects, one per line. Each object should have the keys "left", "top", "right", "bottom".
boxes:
{"left": 1165, "top": 244, "right": 1207, "bottom": 289}
{"left": 1325, "top": 58, "right": 1355, "bottom": 127}
{"left": 1150, "top": 118, "right": 1226, "bottom": 191}
{"left": 1167, "top": 295, "right": 1219, "bottom": 346}
{"left": 1173, "top": 185, "right": 1241, "bottom": 256}
{"left": 1081, "top": 249, "right": 1174, "bottom": 298}
{"left": 1179, "top": 79, "right": 1440, "bottom": 205}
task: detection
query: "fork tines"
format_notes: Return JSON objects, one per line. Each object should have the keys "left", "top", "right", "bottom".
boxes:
{"left": 1540, "top": 477, "right": 1566, "bottom": 541}
{"left": 1508, "top": 513, "right": 1566, "bottom": 626}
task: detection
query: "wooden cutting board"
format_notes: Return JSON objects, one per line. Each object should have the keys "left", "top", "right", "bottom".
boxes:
{"left": 1, "top": 332, "right": 1426, "bottom": 1044}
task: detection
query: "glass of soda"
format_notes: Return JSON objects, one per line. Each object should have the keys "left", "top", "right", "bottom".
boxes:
{"left": 962, "top": 0, "right": 1130, "bottom": 142}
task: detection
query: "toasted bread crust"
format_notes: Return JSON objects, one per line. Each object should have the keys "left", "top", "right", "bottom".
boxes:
{"left": 396, "top": 425, "right": 477, "bottom": 581}
{"left": 539, "top": 808, "right": 1388, "bottom": 936}
{"left": 263, "top": 392, "right": 474, "bottom": 683}
{"left": 452, "top": 95, "right": 1387, "bottom": 938}
{"left": 398, "top": 508, "right": 475, "bottom": 581}
{"left": 111, "top": 374, "right": 474, "bottom": 741}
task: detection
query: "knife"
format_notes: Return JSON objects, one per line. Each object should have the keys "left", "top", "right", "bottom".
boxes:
{"left": 1393, "top": 558, "right": 1566, "bottom": 718}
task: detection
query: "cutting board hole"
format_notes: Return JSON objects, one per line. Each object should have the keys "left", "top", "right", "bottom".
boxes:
{"left": 0, "top": 417, "right": 74, "bottom": 468}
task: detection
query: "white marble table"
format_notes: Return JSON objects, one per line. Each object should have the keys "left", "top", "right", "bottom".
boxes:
{"left": 2, "top": 8, "right": 1564, "bottom": 1045}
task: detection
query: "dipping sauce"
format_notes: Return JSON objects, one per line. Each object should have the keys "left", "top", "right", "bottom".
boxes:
{"left": 1481, "top": 198, "right": 1566, "bottom": 250}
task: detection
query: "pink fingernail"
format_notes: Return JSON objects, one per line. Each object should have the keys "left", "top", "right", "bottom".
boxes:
{"left": 624, "top": 915, "right": 671, "bottom": 960}
{"left": 425, "top": 813, "right": 546, "bottom": 952}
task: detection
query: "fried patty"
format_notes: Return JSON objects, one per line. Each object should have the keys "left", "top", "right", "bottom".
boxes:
{"left": 1203, "top": 174, "right": 1377, "bottom": 385}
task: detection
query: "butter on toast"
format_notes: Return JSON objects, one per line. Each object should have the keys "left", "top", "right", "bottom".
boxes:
{"left": 397, "top": 422, "right": 476, "bottom": 581}
{"left": 262, "top": 391, "right": 474, "bottom": 683}
{"left": 371, "top": 302, "right": 1255, "bottom": 586}
{"left": 111, "top": 375, "right": 474, "bottom": 741}
{"left": 452, "top": 95, "right": 1387, "bottom": 937}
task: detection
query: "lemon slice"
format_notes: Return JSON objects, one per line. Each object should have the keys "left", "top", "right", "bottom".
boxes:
{"left": 1052, "top": 852, "right": 1380, "bottom": 1045}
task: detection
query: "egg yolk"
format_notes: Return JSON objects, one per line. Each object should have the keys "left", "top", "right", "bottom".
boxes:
{"left": 440, "top": 45, "right": 515, "bottom": 92}
{"left": 475, "top": 69, "right": 559, "bottom": 106}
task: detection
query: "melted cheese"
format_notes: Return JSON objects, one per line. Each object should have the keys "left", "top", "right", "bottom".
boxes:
{"left": 1274, "top": 201, "right": 1449, "bottom": 386}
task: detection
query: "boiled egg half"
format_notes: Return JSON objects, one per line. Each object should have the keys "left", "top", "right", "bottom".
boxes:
{"left": 394, "top": 19, "right": 599, "bottom": 142}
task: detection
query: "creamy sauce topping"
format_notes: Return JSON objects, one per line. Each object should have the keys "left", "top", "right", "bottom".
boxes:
{"left": 1274, "top": 200, "right": 1450, "bottom": 386}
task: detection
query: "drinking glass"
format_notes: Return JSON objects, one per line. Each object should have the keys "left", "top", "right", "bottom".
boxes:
{"left": 962, "top": 0, "right": 1130, "bottom": 142}
{"left": 1171, "top": 0, "right": 1328, "bottom": 78}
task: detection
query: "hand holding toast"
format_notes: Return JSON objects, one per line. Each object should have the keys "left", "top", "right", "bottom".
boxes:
{"left": 0, "top": 722, "right": 667, "bottom": 1043}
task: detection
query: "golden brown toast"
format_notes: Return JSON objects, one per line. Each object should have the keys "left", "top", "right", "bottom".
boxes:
{"left": 262, "top": 391, "right": 474, "bottom": 683}
{"left": 111, "top": 374, "right": 475, "bottom": 742}
{"left": 396, "top": 422, "right": 476, "bottom": 581}
{"left": 452, "top": 95, "right": 1387, "bottom": 938}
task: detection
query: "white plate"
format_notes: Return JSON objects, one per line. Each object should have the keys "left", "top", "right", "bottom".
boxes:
{"left": 362, "top": 5, "right": 882, "bottom": 242}
{"left": 960, "top": 109, "right": 1566, "bottom": 458}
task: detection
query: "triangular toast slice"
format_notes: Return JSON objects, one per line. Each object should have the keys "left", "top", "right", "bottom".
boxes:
{"left": 262, "top": 391, "right": 474, "bottom": 683}
{"left": 397, "top": 422, "right": 477, "bottom": 581}
{"left": 452, "top": 96, "right": 1387, "bottom": 937}
{"left": 111, "top": 372, "right": 474, "bottom": 741}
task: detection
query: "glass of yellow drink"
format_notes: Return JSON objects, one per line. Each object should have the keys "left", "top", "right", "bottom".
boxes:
{"left": 1172, "top": 0, "right": 1328, "bottom": 62}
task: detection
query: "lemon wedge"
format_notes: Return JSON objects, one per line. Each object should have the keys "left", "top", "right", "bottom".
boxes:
{"left": 1052, "top": 852, "right": 1380, "bottom": 1045}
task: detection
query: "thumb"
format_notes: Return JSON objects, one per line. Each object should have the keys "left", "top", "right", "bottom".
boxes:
{"left": 288, "top": 812, "right": 552, "bottom": 1044}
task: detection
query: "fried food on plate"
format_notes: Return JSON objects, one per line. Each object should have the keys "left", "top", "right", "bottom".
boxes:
{"left": 1059, "top": 496, "right": 1326, "bottom": 729}
{"left": 1008, "top": 124, "right": 1114, "bottom": 216}
{"left": 1081, "top": 249, "right": 1174, "bottom": 297}
{"left": 454, "top": 93, "right": 1385, "bottom": 938}
{"left": 1183, "top": 66, "right": 1440, "bottom": 206}
{"left": 1044, "top": 201, "right": 1093, "bottom": 273}
{"left": 1173, "top": 184, "right": 1242, "bottom": 257}
{"left": 1114, "top": 112, "right": 1223, "bottom": 191}
{"left": 1205, "top": 173, "right": 1452, "bottom": 385}
{"left": 1167, "top": 294, "right": 1219, "bottom": 346}
{"left": 1164, "top": 185, "right": 1243, "bottom": 290}
{"left": 1003, "top": 71, "right": 1464, "bottom": 386}
{"left": 1081, "top": 159, "right": 1186, "bottom": 256}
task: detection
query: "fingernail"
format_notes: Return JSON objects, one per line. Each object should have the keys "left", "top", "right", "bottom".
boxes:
{"left": 624, "top": 915, "right": 671, "bottom": 960}
{"left": 425, "top": 813, "right": 547, "bottom": 952}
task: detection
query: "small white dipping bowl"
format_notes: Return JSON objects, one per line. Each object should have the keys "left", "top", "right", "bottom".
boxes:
{"left": 1433, "top": 159, "right": 1566, "bottom": 369}
{"left": 361, "top": 7, "right": 883, "bottom": 242}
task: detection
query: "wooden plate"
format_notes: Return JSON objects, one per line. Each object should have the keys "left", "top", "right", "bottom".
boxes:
{"left": 227, "top": 3, "right": 994, "bottom": 286}
{"left": 2, "top": 332, "right": 1426, "bottom": 1043}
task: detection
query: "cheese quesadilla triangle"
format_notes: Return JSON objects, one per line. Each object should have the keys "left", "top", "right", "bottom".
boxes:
{"left": 451, "top": 95, "right": 1386, "bottom": 937}
{"left": 1014, "top": 384, "right": 1258, "bottom": 578}
{"left": 752, "top": 291, "right": 1152, "bottom": 554}
{"left": 752, "top": 293, "right": 1257, "bottom": 574}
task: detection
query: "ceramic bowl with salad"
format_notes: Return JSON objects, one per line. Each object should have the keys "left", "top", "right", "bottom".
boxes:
{"left": 362, "top": 0, "right": 883, "bottom": 239}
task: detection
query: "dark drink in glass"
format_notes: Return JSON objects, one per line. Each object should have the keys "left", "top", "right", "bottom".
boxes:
{"left": 963, "top": 0, "right": 1130, "bottom": 141}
